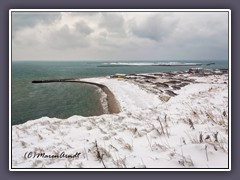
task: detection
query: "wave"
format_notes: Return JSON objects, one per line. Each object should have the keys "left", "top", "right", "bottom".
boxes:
{"left": 104, "top": 62, "right": 202, "bottom": 66}
{"left": 96, "top": 88, "right": 109, "bottom": 114}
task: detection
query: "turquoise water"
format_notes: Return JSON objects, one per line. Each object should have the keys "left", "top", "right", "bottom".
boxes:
{"left": 12, "top": 60, "right": 228, "bottom": 125}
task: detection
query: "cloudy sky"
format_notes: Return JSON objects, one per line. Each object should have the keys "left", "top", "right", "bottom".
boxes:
{"left": 11, "top": 11, "right": 229, "bottom": 61}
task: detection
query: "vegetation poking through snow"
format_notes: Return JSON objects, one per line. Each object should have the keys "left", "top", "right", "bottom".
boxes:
{"left": 12, "top": 69, "right": 229, "bottom": 168}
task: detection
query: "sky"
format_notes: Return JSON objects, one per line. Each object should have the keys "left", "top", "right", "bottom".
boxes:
{"left": 11, "top": 11, "right": 229, "bottom": 61}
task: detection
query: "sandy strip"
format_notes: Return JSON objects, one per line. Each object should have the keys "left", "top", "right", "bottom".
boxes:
{"left": 65, "top": 80, "right": 121, "bottom": 114}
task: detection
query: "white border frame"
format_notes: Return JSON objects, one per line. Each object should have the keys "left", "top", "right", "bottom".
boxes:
{"left": 9, "top": 9, "right": 231, "bottom": 171}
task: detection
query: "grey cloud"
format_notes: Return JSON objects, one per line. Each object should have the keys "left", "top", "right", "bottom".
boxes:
{"left": 49, "top": 25, "right": 90, "bottom": 49}
{"left": 11, "top": 12, "right": 229, "bottom": 61}
{"left": 172, "top": 13, "right": 228, "bottom": 53}
{"left": 69, "top": 12, "right": 100, "bottom": 17}
{"left": 12, "top": 12, "right": 61, "bottom": 32}
{"left": 188, "top": 13, "right": 228, "bottom": 37}
{"left": 99, "top": 13, "right": 126, "bottom": 34}
{"left": 130, "top": 15, "right": 179, "bottom": 41}
{"left": 74, "top": 21, "right": 93, "bottom": 35}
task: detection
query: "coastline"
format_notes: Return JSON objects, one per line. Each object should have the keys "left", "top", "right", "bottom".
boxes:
{"left": 12, "top": 68, "right": 229, "bottom": 168}
{"left": 32, "top": 79, "right": 121, "bottom": 114}
{"left": 66, "top": 80, "right": 121, "bottom": 114}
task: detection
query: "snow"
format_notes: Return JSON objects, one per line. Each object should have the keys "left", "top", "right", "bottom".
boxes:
{"left": 106, "top": 62, "right": 202, "bottom": 66}
{"left": 11, "top": 71, "right": 229, "bottom": 169}
{"left": 81, "top": 77, "right": 160, "bottom": 112}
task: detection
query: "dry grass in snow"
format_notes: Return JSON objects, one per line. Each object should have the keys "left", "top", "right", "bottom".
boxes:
{"left": 12, "top": 69, "right": 229, "bottom": 169}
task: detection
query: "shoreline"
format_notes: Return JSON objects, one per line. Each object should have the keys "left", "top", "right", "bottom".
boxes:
{"left": 32, "top": 79, "right": 121, "bottom": 114}
{"left": 30, "top": 67, "right": 228, "bottom": 118}
{"left": 12, "top": 68, "right": 229, "bottom": 168}
{"left": 66, "top": 80, "right": 121, "bottom": 114}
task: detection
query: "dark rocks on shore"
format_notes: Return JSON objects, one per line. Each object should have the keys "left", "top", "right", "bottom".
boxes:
{"left": 165, "top": 80, "right": 181, "bottom": 85}
{"left": 165, "top": 72, "right": 175, "bottom": 77}
{"left": 165, "top": 90, "right": 178, "bottom": 97}
{"left": 155, "top": 82, "right": 169, "bottom": 88}
{"left": 153, "top": 73, "right": 163, "bottom": 76}
{"left": 139, "top": 75, "right": 157, "bottom": 79}
{"left": 178, "top": 82, "right": 190, "bottom": 87}
{"left": 187, "top": 68, "right": 227, "bottom": 75}
{"left": 153, "top": 87, "right": 163, "bottom": 92}
{"left": 219, "top": 69, "right": 228, "bottom": 73}
{"left": 145, "top": 80, "right": 153, "bottom": 83}
{"left": 188, "top": 68, "right": 212, "bottom": 74}
{"left": 171, "top": 85, "right": 181, "bottom": 90}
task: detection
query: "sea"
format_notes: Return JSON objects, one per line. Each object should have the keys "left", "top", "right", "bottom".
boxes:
{"left": 11, "top": 60, "right": 228, "bottom": 125}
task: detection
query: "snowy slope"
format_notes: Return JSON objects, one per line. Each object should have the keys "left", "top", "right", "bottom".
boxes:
{"left": 11, "top": 71, "right": 229, "bottom": 169}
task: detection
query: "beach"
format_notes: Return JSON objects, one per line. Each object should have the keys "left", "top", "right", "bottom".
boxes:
{"left": 12, "top": 68, "right": 229, "bottom": 169}
{"left": 63, "top": 80, "right": 121, "bottom": 114}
